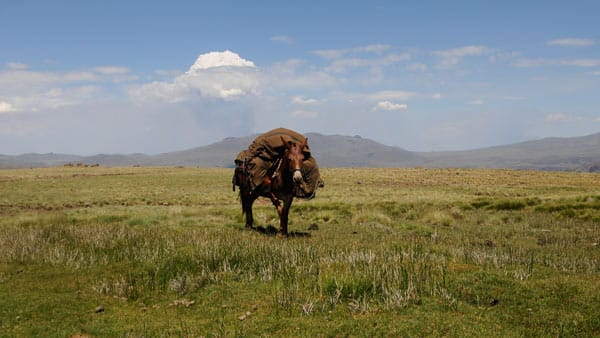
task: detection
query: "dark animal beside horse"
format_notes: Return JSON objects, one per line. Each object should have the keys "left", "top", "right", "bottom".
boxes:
{"left": 233, "top": 128, "right": 321, "bottom": 236}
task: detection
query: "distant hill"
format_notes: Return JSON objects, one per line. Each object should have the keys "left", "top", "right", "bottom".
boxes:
{"left": 0, "top": 153, "right": 83, "bottom": 169}
{"left": 148, "top": 135, "right": 257, "bottom": 167}
{"left": 1, "top": 132, "right": 600, "bottom": 171}
{"left": 417, "top": 132, "right": 600, "bottom": 171}
{"left": 304, "top": 133, "right": 418, "bottom": 167}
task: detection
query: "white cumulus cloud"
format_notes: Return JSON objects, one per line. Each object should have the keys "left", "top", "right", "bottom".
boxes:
{"left": 372, "top": 100, "right": 408, "bottom": 111}
{"left": 188, "top": 50, "right": 255, "bottom": 72}
{"left": 0, "top": 101, "right": 17, "bottom": 113}
{"left": 291, "top": 96, "right": 320, "bottom": 105}
{"left": 130, "top": 50, "right": 260, "bottom": 102}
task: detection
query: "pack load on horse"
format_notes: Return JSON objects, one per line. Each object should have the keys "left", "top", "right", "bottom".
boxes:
{"left": 232, "top": 128, "right": 323, "bottom": 235}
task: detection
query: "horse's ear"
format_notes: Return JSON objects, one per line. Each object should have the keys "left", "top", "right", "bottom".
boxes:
{"left": 298, "top": 138, "right": 308, "bottom": 150}
{"left": 281, "top": 136, "right": 291, "bottom": 149}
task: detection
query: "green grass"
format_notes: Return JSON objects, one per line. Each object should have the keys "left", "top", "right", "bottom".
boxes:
{"left": 1, "top": 166, "right": 599, "bottom": 336}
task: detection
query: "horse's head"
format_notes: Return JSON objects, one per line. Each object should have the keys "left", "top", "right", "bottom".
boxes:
{"left": 281, "top": 136, "right": 307, "bottom": 183}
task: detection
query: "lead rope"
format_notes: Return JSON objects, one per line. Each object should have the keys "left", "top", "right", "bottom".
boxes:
{"left": 271, "top": 157, "right": 283, "bottom": 179}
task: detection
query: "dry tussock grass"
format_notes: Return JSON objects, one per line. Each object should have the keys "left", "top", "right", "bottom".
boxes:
{"left": 0, "top": 166, "right": 599, "bottom": 336}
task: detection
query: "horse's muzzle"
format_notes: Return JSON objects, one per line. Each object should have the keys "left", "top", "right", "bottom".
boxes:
{"left": 293, "top": 169, "right": 303, "bottom": 183}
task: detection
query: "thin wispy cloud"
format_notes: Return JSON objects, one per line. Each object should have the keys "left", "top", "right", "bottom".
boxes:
{"left": 545, "top": 113, "right": 581, "bottom": 122}
{"left": 312, "top": 44, "right": 392, "bottom": 59}
{"left": 0, "top": 65, "right": 136, "bottom": 112}
{"left": 154, "top": 69, "right": 183, "bottom": 77}
{"left": 0, "top": 67, "right": 137, "bottom": 91}
{"left": 6, "top": 62, "right": 29, "bottom": 70}
{"left": 291, "top": 110, "right": 319, "bottom": 119}
{"left": 407, "top": 62, "right": 428, "bottom": 72}
{"left": 433, "top": 45, "right": 491, "bottom": 58}
{"left": 501, "top": 96, "right": 524, "bottom": 101}
{"left": 546, "top": 38, "right": 595, "bottom": 47}
{"left": 488, "top": 51, "right": 521, "bottom": 64}
{"left": 432, "top": 45, "right": 492, "bottom": 67}
{"left": 325, "top": 52, "right": 411, "bottom": 73}
{"left": 94, "top": 66, "right": 131, "bottom": 75}
{"left": 561, "top": 59, "right": 600, "bottom": 67}
{"left": 468, "top": 99, "right": 483, "bottom": 105}
{"left": 0, "top": 69, "right": 96, "bottom": 88}
{"left": 513, "top": 58, "right": 600, "bottom": 67}
{"left": 266, "top": 59, "right": 338, "bottom": 89}
{"left": 270, "top": 35, "right": 293, "bottom": 44}
{"left": 367, "top": 90, "right": 417, "bottom": 101}
{"left": 511, "top": 58, "right": 549, "bottom": 68}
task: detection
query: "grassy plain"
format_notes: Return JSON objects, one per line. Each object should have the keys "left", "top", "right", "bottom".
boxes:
{"left": 0, "top": 166, "right": 599, "bottom": 337}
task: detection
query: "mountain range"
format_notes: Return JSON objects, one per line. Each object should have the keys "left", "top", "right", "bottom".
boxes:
{"left": 2, "top": 132, "right": 600, "bottom": 171}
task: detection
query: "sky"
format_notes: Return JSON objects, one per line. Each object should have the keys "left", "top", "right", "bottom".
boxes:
{"left": 1, "top": 1, "right": 599, "bottom": 155}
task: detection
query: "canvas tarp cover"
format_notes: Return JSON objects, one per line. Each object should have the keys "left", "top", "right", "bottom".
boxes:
{"left": 235, "top": 128, "right": 320, "bottom": 198}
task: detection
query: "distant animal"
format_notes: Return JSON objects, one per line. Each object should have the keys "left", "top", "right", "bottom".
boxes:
{"left": 233, "top": 128, "right": 321, "bottom": 236}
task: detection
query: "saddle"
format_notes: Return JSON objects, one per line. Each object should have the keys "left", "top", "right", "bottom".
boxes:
{"left": 232, "top": 128, "right": 322, "bottom": 198}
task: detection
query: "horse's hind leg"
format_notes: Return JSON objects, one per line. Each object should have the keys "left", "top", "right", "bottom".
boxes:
{"left": 241, "top": 187, "right": 255, "bottom": 229}
{"left": 244, "top": 200, "right": 254, "bottom": 229}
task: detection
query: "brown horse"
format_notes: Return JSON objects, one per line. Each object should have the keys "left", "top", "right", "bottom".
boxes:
{"left": 235, "top": 137, "right": 307, "bottom": 236}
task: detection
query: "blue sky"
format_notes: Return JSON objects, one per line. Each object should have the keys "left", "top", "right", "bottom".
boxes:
{"left": 1, "top": 1, "right": 599, "bottom": 155}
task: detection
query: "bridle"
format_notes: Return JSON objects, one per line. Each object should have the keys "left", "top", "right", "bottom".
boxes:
{"left": 288, "top": 143, "right": 304, "bottom": 182}
{"left": 271, "top": 144, "right": 304, "bottom": 185}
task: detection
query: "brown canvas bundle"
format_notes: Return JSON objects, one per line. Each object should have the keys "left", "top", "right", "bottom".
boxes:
{"left": 235, "top": 128, "right": 321, "bottom": 198}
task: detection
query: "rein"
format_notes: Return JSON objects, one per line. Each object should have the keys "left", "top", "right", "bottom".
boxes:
{"left": 270, "top": 148, "right": 300, "bottom": 178}
{"left": 271, "top": 157, "right": 283, "bottom": 179}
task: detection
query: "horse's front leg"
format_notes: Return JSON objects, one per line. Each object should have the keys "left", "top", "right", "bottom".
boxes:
{"left": 279, "top": 195, "right": 293, "bottom": 236}
{"left": 270, "top": 193, "right": 283, "bottom": 217}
